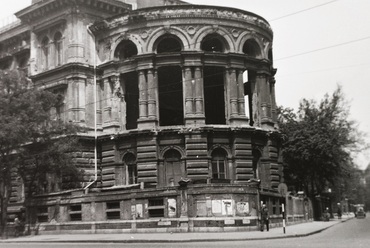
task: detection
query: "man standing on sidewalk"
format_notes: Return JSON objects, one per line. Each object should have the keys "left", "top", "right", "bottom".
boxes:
{"left": 260, "top": 204, "right": 269, "bottom": 232}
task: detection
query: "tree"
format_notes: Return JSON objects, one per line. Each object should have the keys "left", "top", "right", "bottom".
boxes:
{"left": 0, "top": 69, "right": 82, "bottom": 237}
{"left": 278, "top": 86, "right": 366, "bottom": 200}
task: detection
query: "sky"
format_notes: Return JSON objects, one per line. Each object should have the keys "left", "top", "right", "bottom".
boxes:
{"left": 1, "top": 0, "right": 369, "bottom": 169}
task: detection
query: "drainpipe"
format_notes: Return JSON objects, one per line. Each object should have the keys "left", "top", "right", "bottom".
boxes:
{"left": 84, "top": 24, "right": 98, "bottom": 192}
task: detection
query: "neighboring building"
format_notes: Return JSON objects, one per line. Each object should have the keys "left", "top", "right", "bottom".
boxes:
{"left": 0, "top": 0, "right": 288, "bottom": 233}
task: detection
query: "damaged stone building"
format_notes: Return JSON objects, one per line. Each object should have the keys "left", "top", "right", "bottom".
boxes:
{"left": 0, "top": 0, "right": 289, "bottom": 233}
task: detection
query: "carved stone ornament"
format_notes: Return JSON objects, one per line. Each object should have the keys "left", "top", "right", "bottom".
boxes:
{"left": 140, "top": 31, "right": 149, "bottom": 39}
{"left": 186, "top": 26, "right": 196, "bottom": 35}
{"left": 231, "top": 29, "right": 240, "bottom": 38}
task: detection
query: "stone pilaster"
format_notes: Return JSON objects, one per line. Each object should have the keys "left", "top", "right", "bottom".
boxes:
{"left": 66, "top": 8, "right": 86, "bottom": 63}
{"left": 237, "top": 70, "right": 247, "bottom": 118}
{"left": 256, "top": 72, "right": 273, "bottom": 128}
{"left": 66, "top": 76, "right": 86, "bottom": 125}
{"left": 184, "top": 67, "right": 194, "bottom": 117}
{"left": 228, "top": 69, "right": 249, "bottom": 126}
{"left": 49, "top": 40, "right": 55, "bottom": 69}
{"left": 184, "top": 66, "right": 205, "bottom": 125}
{"left": 270, "top": 77, "right": 277, "bottom": 124}
{"left": 138, "top": 70, "right": 148, "bottom": 121}
{"left": 138, "top": 70, "right": 157, "bottom": 129}
{"left": 147, "top": 69, "right": 158, "bottom": 123}
{"left": 194, "top": 67, "right": 204, "bottom": 119}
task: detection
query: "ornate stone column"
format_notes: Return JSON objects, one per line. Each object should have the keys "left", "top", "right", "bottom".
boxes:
{"left": 270, "top": 76, "right": 277, "bottom": 124}
{"left": 237, "top": 70, "right": 247, "bottom": 118}
{"left": 147, "top": 69, "right": 158, "bottom": 121}
{"left": 138, "top": 70, "right": 148, "bottom": 121}
{"left": 228, "top": 69, "right": 248, "bottom": 126}
{"left": 110, "top": 75, "right": 125, "bottom": 129}
{"left": 103, "top": 77, "right": 113, "bottom": 126}
{"left": 66, "top": 7, "right": 86, "bottom": 63}
{"left": 184, "top": 66, "right": 205, "bottom": 125}
{"left": 138, "top": 69, "right": 157, "bottom": 129}
{"left": 66, "top": 76, "right": 86, "bottom": 125}
{"left": 256, "top": 72, "right": 273, "bottom": 128}
{"left": 194, "top": 67, "right": 204, "bottom": 119}
{"left": 66, "top": 78, "right": 74, "bottom": 122}
{"left": 183, "top": 67, "right": 194, "bottom": 117}
{"left": 228, "top": 69, "right": 239, "bottom": 118}
{"left": 248, "top": 72, "right": 261, "bottom": 127}
{"left": 49, "top": 40, "right": 55, "bottom": 69}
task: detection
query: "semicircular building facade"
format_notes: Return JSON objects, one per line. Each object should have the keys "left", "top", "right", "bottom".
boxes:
{"left": 0, "top": 0, "right": 290, "bottom": 233}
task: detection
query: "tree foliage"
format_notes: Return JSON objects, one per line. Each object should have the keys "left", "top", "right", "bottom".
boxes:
{"left": 278, "top": 86, "right": 366, "bottom": 198}
{"left": 0, "top": 70, "right": 82, "bottom": 235}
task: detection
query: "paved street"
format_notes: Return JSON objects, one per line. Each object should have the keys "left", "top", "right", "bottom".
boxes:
{"left": 1, "top": 216, "right": 368, "bottom": 247}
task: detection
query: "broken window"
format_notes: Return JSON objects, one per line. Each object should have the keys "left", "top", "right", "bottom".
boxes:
{"left": 158, "top": 66, "right": 184, "bottom": 126}
{"left": 203, "top": 66, "right": 226, "bottom": 124}
{"left": 114, "top": 40, "right": 138, "bottom": 60}
{"left": 122, "top": 72, "right": 139, "bottom": 130}
{"left": 201, "top": 34, "right": 225, "bottom": 52}
{"left": 164, "top": 149, "right": 184, "bottom": 186}
{"left": 211, "top": 148, "right": 227, "bottom": 179}
{"left": 242, "top": 39, "right": 261, "bottom": 58}
{"left": 156, "top": 35, "right": 182, "bottom": 53}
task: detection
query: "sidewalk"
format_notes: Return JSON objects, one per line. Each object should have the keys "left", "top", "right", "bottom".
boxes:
{"left": 1, "top": 217, "right": 352, "bottom": 243}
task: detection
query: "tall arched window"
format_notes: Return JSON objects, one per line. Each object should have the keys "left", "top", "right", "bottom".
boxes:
{"left": 116, "top": 153, "right": 137, "bottom": 185}
{"left": 158, "top": 66, "right": 184, "bottom": 126}
{"left": 54, "top": 32, "right": 63, "bottom": 66}
{"left": 41, "top": 37, "right": 49, "bottom": 70}
{"left": 211, "top": 148, "right": 227, "bottom": 179}
{"left": 164, "top": 149, "right": 184, "bottom": 186}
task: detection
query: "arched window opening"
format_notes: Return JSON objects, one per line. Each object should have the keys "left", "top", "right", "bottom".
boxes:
{"left": 156, "top": 36, "right": 182, "bottom": 53}
{"left": 54, "top": 32, "right": 63, "bottom": 66}
{"left": 204, "top": 66, "right": 226, "bottom": 124}
{"left": 243, "top": 39, "right": 261, "bottom": 58}
{"left": 201, "top": 34, "right": 225, "bottom": 52}
{"left": 164, "top": 149, "right": 184, "bottom": 186}
{"left": 116, "top": 153, "right": 137, "bottom": 185}
{"left": 252, "top": 148, "right": 262, "bottom": 180}
{"left": 124, "top": 153, "right": 137, "bottom": 185}
{"left": 41, "top": 37, "right": 49, "bottom": 70}
{"left": 211, "top": 148, "right": 227, "bottom": 180}
{"left": 114, "top": 40, "right": 138, "bottom": 60}
{"left": 158, "top": 66, "right": 184, "bottom": 126}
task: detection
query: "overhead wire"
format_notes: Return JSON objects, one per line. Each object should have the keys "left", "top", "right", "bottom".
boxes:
{"left": 268, "top": 0, "right": 339, "bottom": 22}
{"left": 275, "top": 35, "right": 370, "bottom": 61}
